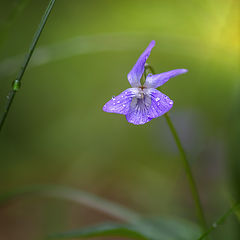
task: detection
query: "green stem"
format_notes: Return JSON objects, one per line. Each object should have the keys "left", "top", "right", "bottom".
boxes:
{"left": 164, "top": 114, "right": 208, "bottom": 231}
{"left": 197, "top": 202, "right": 240, "bottom": 240}
{"left": 145, "top": 64, "right": 208, "bottom": 233}
{"left": 0, "top": 0, "right": 56, "bottom": 132}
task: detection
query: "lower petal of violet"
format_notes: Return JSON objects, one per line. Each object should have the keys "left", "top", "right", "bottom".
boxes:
{"left": 126, "top": 96, "right": 152, "bottom": 125}
{"left": 126, "top": 89, "right": 173, "bottom": 125}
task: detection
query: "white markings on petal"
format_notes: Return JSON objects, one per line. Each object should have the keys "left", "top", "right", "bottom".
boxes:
{"left": 126, "top": 94, "right": 152, "bottom": 125}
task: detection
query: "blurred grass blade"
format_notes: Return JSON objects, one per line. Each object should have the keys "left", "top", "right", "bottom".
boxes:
{"left": 0, "top": 32, "right": 220, "bottom": 78}
{"left": 0, "top": 33, "right": 144, "bottom": 78}
{"left": 0, "top": 185, "right": 202, "bottom": 239}
{"left": 135, "top": 217, "right": 201, "bottom": 240}
{"left": 49, "top": 223, "right": 149, "bottom": 240}
{"left": 0, "top": 184, "right": 140, "bottom": 222}
{"left": 49, "top": 218, "right": 201, "bottom": 240}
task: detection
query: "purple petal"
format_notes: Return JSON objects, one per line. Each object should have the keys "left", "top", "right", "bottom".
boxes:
{"left": 126, "top": 96, "right": 152, "bottom": 125}
{"left": 103, "top": 88, "right": 137, "bottom": 115}
{"left": 125, "top": 89, "right": 173, "bottom": 125}
{"left": 147, "top": 89, "right": 173, "bottom": 119}
{"left": 144, "top": 69, "right": 188, "bottom": 88}
{"left": 127, "top": 40, "right": 155, "bottom": 87}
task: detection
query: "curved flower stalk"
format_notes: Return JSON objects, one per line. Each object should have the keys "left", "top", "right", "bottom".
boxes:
{"left": 103, "top": 40, "right": 187, "bottom": 125}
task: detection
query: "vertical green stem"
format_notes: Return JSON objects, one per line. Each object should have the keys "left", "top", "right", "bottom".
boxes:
{"left": 164, "top": 114, "right": 208, "bottom": 232}
{"left": 0, "top": 0, "right": 56, "bottom": 132}
{"left": 145, "top": 64, "right": 208, "bottom": 233}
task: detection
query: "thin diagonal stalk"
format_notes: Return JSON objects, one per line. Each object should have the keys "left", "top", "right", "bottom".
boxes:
{"left": 145, "top": 64, "right": 208, "bottom": 233}
{"left": 197, "top": 202, "right": 240, "bottom": 240}
{"left": 0, "top": 0, "right": 56, "bottom": 132}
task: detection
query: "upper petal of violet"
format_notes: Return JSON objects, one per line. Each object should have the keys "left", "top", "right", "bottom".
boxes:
{"left": 103, "top": 88, "right": 138, "bottom": 115}
{"left": 144, "top": 69, "right": 188, "bottom": 89}
{"left": 127, "top": 40, "right": 155, "bottom": 88}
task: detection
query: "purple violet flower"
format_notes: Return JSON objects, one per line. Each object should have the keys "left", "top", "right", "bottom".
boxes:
{"left": 103, "top": 40, "right": 188, "bottom": 125}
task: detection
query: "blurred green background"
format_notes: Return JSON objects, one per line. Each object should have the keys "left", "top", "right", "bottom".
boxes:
{"left": 0, "top": 0, "right": 239, "bottom": 239}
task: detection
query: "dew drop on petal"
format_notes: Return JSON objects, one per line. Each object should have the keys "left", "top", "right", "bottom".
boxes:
{"left": 155, "top": 97, "right": 160, "bottom": 101}
{"left": 117, "top": 101, "right": 120, "bottom": 103}
{"left": 169, "top": 100, "right": 173, "bottom": 105}
{"left": 112, "top": 96, "right": 115, "bottom": 100}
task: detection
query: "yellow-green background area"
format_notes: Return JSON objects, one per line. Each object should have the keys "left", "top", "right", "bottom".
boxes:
{"left": 0, "top": 0, "right": 239, "bottom": 239}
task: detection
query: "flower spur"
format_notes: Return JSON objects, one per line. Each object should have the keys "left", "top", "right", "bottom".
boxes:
{"left": 103, "top": 40, "right": 188, "bottom": 125}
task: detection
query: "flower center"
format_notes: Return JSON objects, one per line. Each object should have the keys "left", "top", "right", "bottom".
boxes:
{"left": 139, "top": 86, "right": 146, "bottom": 90}
{"left": 135, "top": 86, "right": 145, "bottom": 99}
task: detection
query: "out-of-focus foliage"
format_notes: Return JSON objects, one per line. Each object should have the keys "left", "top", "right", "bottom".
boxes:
{"left": 49, "top": 219, "right": 201, "bottom": 240}
{"left": 0, "top": 0, "right": 239, "bottom": 239}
